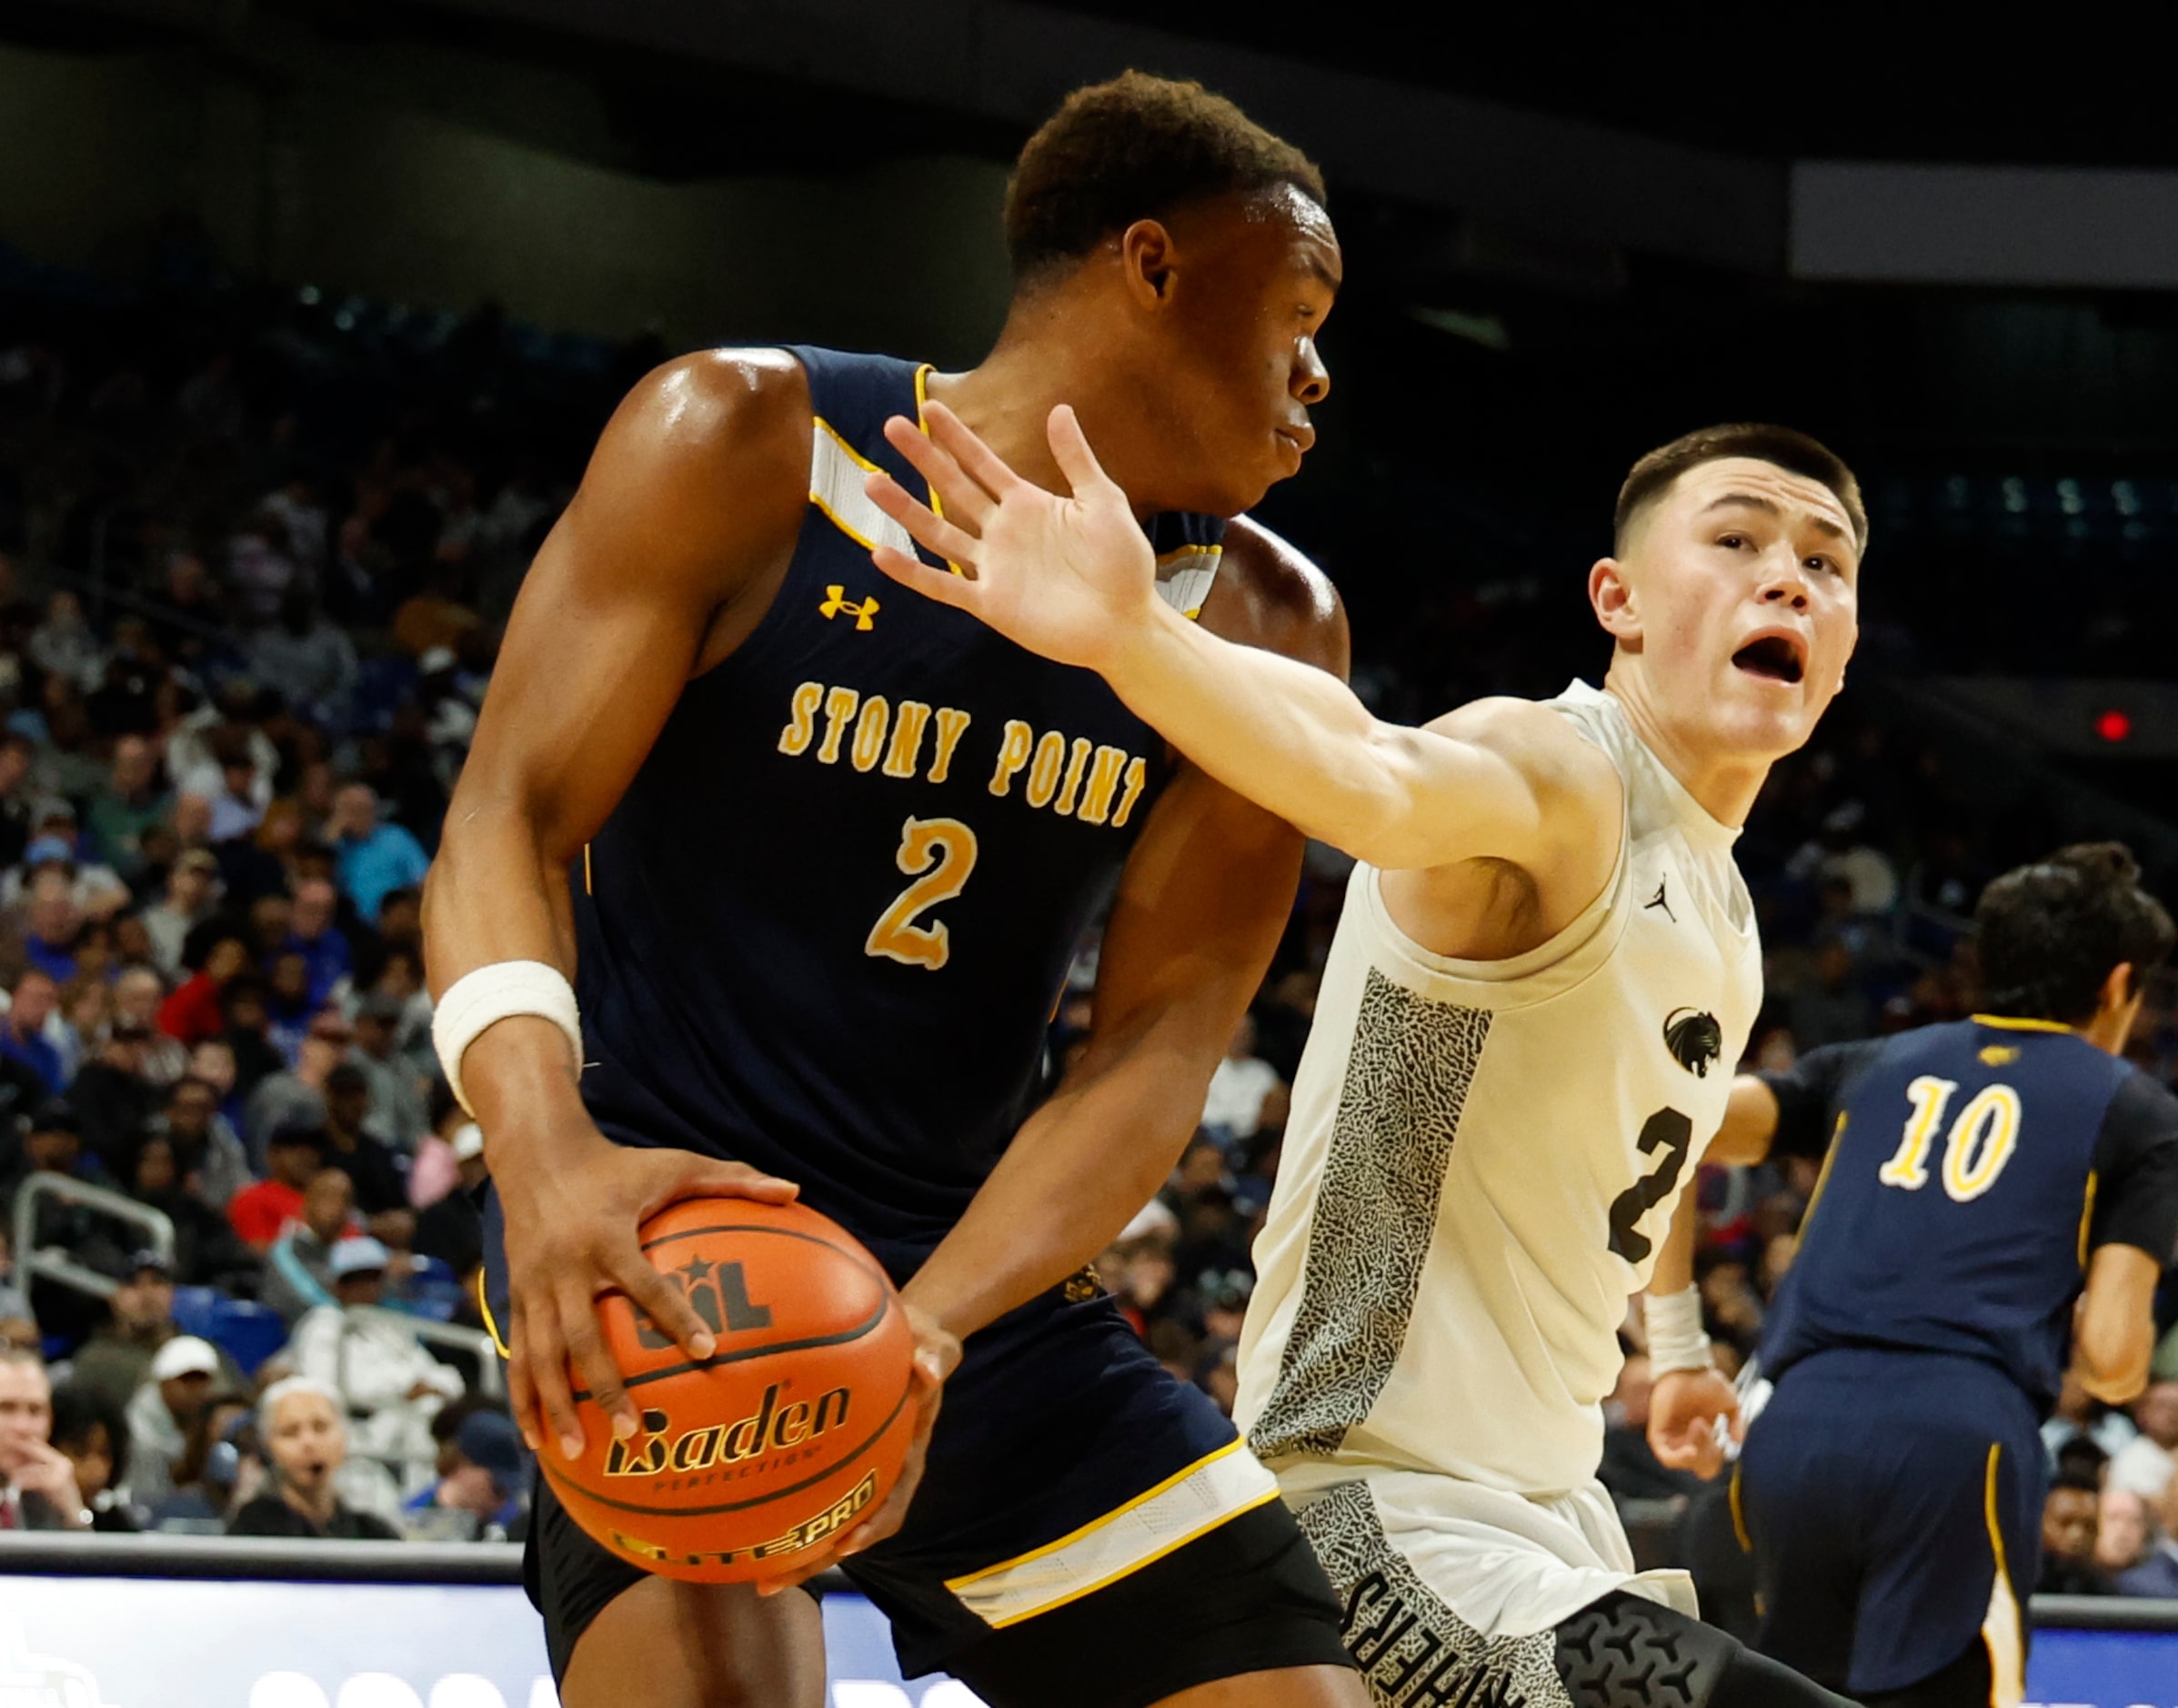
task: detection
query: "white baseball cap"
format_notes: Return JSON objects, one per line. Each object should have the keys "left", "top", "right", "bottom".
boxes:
{"left": 148, "top": 1335, "right": 221, "bottom": 1381}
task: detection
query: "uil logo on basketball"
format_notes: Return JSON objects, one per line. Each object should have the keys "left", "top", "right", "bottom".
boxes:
{"left": 820, "top": 585, "right": 879, "bottom": 630}
{"left": 635, "top": 1257, "right": 774, "bottom": 1351}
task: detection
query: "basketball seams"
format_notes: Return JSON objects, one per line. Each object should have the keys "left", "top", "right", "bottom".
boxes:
{"left": 571, "top": 1294, "right": 894, "bottom": 1400}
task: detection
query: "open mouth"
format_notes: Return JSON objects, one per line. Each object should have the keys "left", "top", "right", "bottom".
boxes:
{"left": 1731, "top": 634, "right": 1805, "bottom": 684}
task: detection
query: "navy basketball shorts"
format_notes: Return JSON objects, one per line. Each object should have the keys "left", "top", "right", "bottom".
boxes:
{"left": 1734, "top": 1347, "right": 2043, "bottom": 1701}
{"left": 487, "top": 1179, "right": 1351, "bottom": 1704}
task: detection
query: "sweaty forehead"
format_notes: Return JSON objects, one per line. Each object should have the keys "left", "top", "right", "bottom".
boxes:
{"left": 1675, "top": 458, "right": 1852, "bottom": 536}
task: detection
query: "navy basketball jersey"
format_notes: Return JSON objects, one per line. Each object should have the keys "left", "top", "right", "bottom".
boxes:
{"left": 1758, "top": 1017, "right": 2178, "bottom": 1408}
{"left": 567, "top": 347, "right": 1230, "bottom": 1278}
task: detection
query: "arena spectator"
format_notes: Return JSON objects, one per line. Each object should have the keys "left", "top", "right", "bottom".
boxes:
{"left": 285, "top": 877, "right": 350, "bottom": 1010}
{"left": 249, "top": 593, "right": 359, "bottom": 731}
{"left": 143, "top": 1392, "right": 255, "bottom": 1532}
{"left": 122, "top": 1332, "right": 221, "bottom": 1509}
{"left": 1784, "top": 941, "right": 1874, "bottom": 1053}
{"left": 2110, "top": 1380, "right": 2178, "bottom": 1500}
{"left": 189, "top": 726, "right": 269, "bottom": 844}
{"left": 0, "top": 1344, "right": 89, "bottom": 1529}
{"left": 4, "top": 810, "right": 132, "bottom": 918}
{"left": 216, "top": 973, "right": 285, "bottom": 1100}
{"left": 349, "top": 992, "right": 427, "bottom": 1147}
{"left": 263, "top": 1168, "right": 362, "bottom": 1323}
{"left": 227, "top": 1377, "right": 397, "bottom": 1540}
{"left": 2098, "top": 1485, "right": 2153, "bottom": 1577}
{"left": 138, "top": 849, "right": 222, "bottom": 981}
{"left": 65, "top": 1252, "right": 187, "bottom": 1412}
{"left": 228, "top": 1122, "right": 327, "bottom": 1251}
{"left": 328, "top": 784, "right": 428, "bottom": 923}
{"left": 110, "top": 967, "right": 187, "bottom": 1086}
{"left": 151, "top": 1074, "right": 251, "bottom": 1215}
{"left": 0, "top": 732, "right": 35, "bottom": 869}
{"left": 320, "top": 1062, "right": 412, "bottom": 1233}
{"left": 16, "top": 865, "right": 83, "bottom": 985}
{"left": 157, "top": 923, "right": 251, "bottom": 1047}
{"left": 1200, "top": 1013, "right": 1282, "bottom": 1143}
{"left": 84, "top": 735, "right": 170, "bottom": 881}
{"left": 126, "top": 1135, "right": 257, "bottom": 1288}
{"left": 2038, "top": 1471, "right": 2119, "bottom": 1595}
{"left": 412, "top": 1120, "right": 486, "bottom": 1278}
{"left": 265, "top": 949, "right": 316, "bottom": 1062}
{"left": 243, "top": 1007, "right": 348, "bottom": 1157}
{"left": 67, "top": 1013, "right": 165, "bottom": 1169}
{"left": 47, "top": 1384, "right": 137, "bottom": 1531}
{"left": 405, "top": 1405, "right": 529, "bottom": 1542}
{"left": 287, "top": 1237, "right": 463, "bottom": 1494}
{"left": 2, "top": 967, "right": 65, "bottom": 1090}
{"left": 2117, "top": 1480, "right": 2178, "bottom": 1597}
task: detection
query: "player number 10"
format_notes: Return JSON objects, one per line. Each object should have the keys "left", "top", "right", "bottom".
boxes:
{"left": 1877, "top": 1075, "right": 2022, "bottom": 1202}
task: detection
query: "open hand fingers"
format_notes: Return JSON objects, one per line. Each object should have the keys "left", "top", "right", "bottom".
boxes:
{"left": 1044, "top": 403, "right": 1116, "bottom": 500}
{"left": 919, "top": 400, "right": 1038, "bottom": 505}
{"left": 556, "top": 1282, "right": 633, "bottom": 1456}
{"left": 865, "top": 471, "right": 983, "bottom": 568}
{"left": 614, "top": 1243, "right": 718, "bottom": 1369}
{"left": 881, "top": 413, "right": 998, "bottom": 531}
{"left": 518, "top": 1298, "right": 587, "bottom": 1461}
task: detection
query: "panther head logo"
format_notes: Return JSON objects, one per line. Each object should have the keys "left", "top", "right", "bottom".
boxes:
{"left": 1663, "top": 1009, "right": 1723, "bottom": 1077}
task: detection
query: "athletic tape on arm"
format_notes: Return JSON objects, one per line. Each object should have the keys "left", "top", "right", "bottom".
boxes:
{"left": 433, "top": 959, "right": 583, "bottom": 1117}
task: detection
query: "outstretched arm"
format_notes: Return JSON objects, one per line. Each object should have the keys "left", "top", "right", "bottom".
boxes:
{"left": 866, "top": 403, "right": 1587, "bottom": 877}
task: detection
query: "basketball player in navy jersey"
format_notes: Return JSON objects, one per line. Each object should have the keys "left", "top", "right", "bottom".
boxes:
{"left": 423, "top": 75, "right": 1369, "bottom": 1708}
{"left": 1705, "top": 844, "right": 2178, "bottom": 1707}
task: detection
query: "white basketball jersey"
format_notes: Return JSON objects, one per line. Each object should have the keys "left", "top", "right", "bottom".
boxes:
{"left": 1235, "top": 680, "right": 1762, "bottom": 1499}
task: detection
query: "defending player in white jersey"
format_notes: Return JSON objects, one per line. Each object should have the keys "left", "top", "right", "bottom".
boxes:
{"left": 862, "top": 407, "right": 1868, "bottom": 1707}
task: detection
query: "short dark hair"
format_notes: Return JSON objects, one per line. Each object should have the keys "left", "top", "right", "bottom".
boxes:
{"left": 1614, "top": 424, "right": 1867, "bottom": 556}
{"left": 1975, "top": 842, "right": 2176, "bottom": 1025}
{"left": 1004, "top": 72, "right": 1324, "bottom": 283}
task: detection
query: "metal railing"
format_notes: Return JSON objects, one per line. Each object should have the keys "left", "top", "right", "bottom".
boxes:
{"left": 352, "top": 1304, "right": 505, "bottom": 1403}
{"left": 10, "top": 1171, "right": 175, "bottom": 1304}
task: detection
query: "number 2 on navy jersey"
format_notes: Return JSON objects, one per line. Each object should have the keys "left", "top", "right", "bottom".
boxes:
{"left": 1878, "top": 1074, "right": 2022, "bottom": 1201}
{"left": 866, "top": 816, "right": 979, "bottom": 970}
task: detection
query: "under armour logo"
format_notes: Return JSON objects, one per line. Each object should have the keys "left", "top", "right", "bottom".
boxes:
{"left": 820, "top": 586, "right": 879, "bottom": 630}
{"left": 1643, "top": 878, "right": 1676, "bottom": 923}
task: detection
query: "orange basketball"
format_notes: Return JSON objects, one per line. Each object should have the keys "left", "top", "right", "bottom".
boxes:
{"left": 541, "top": 1196, "right": 916, "bottom": 1582}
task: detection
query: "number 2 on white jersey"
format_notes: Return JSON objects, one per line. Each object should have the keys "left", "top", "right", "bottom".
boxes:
{"left": 866, "top": 817, "right": 979, "bottom": 970}
{"left": 1878, "top": 1075, "right": 2022, "bottom": 1202}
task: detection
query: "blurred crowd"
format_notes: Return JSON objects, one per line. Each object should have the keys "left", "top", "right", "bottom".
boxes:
{"left": 5, "top": 267, "right": 2178, "bottom": 1605}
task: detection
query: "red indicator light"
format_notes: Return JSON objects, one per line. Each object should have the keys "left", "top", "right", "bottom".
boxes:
{"left": 2096, "top": 709, "right": 2133, "bottom": 743}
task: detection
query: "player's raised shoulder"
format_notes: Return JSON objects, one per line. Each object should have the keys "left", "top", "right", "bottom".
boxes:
{"left": 1206, "top": 514, "right": 1350, "bottom": 679}
{"left": 1426, "top": 694, "right": 1622, "bottom": 813}
{"left": 602, "top": 347, "right": 810, "bottom": 468}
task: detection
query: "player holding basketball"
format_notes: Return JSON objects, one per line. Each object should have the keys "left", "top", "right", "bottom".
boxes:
{"left": 868, "top": 416, "right": 1872, "bottom": 1705}
{"left": 1707, "top": 844, "right": 2178, "bottom": 1708}
{"left": 424, "top": 75, "right": 1370, "bottom": 1708}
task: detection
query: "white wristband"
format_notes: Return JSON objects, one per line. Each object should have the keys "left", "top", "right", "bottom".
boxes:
{"left": 433, "top": 960, "right": 583, "bottom": 1118}
{"left": 1646, "top": 1286, "right": 1712, "bottom": 1375}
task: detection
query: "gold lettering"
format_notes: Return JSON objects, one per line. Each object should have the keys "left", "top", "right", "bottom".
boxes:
{"left": 989, "top": 720, "right": 1034, "bottom": 796}
{"left": 774, "top": 1401, "right": 812, "bottom": 1446}
{"left": 812, "top": 1387, "right": 851, "bottom": 1433}
{"left": 1053, "top": 737, "right": 1095, "bottom": 817}
{"left": 882, "top": 701, "right": 933, "bottom": 779}
{"left": 670, "top": 1426, "right": 722, "bottom": 1473}
{"left": 1025, "top": 731, "right": 1066, "bottom": 809}
{"left": 927, "top": 708, "right": 972, "bottom": 784}
{"left": 1111, "top": 757, "right": 1149, "bottom": 828}
{"left": 817, "top": 687, "right": 861, "bottom": 765}
{"left": 1078, "top": 746, "right": 1129, "bottom": 825}
{"left": 778, "top": 681, "right": 823, "bottom": 756}
{"left": 850, "top": 695, "right": 891, "bottom": 773}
